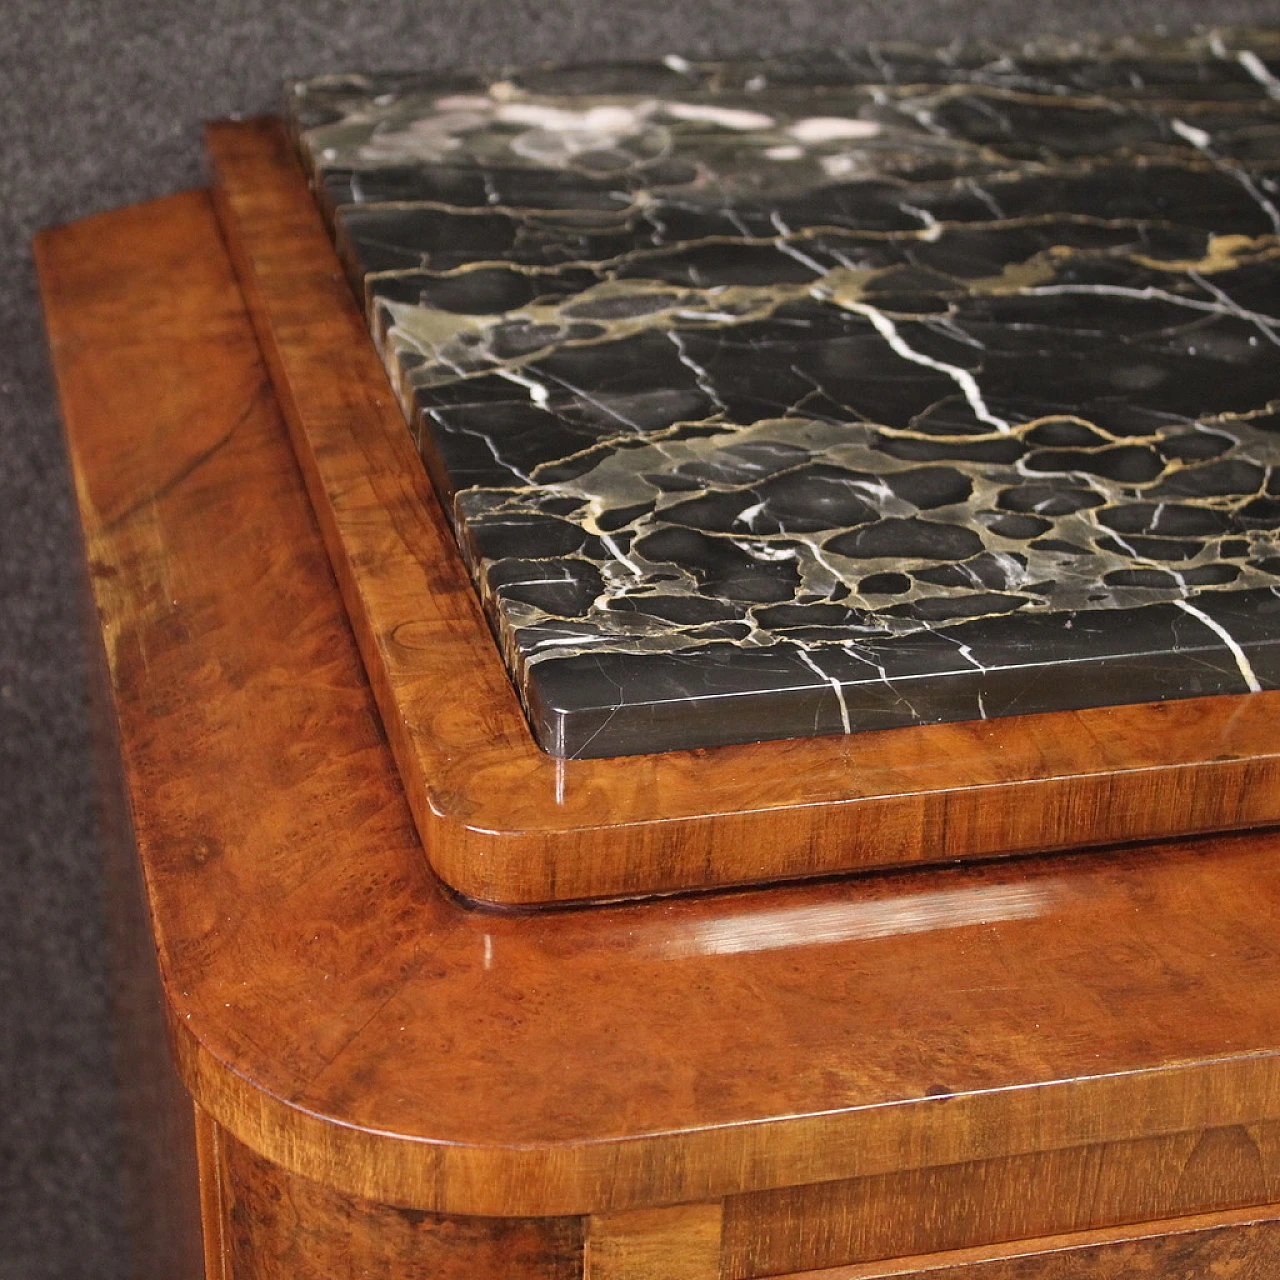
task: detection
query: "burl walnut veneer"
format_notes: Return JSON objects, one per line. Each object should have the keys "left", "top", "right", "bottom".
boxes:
{"left": 35, "top": 172, "right": 1280, "bottom": 1278}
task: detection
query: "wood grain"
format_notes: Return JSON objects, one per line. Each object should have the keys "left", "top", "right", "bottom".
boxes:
{"left": 213, "top": 1122, "right": 583, "bottom": 1279}
{"left": 36, "top": 189, "right": 1280, "bottom": 1219}
{"left": 201, "top": 115, "right": 1280, "bottom": 907}
{"left": 766, "top": 1205, "right": 1280, "bottom": 1279}
{"left": 585, "top": 1204, "right": 721, "bottom": 1280}
{"left": 91, "top": 550, "right": 205, "bottom": 1280}
{"left": 196, "top": 1107, "right": 229, "bottom": 1280}
{"left": 724, "top": 1121, "right": 1280, "bottom": 1277}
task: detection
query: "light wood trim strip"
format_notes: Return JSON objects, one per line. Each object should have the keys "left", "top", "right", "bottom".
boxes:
{"left": 586, "top": 1203, "right": 722, "bottom": 1280}
{"left": 766, "top": 1203, "right": 1280, "bottom": 1278}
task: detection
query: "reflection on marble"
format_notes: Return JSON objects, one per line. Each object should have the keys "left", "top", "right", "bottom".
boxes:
{"left": 290, "top": 31, "right": 1280, "bottom": 757}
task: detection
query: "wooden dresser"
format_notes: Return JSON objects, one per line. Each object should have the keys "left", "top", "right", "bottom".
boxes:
{"left": 36, "top": 151, "right": 1280, "bottom": 1276}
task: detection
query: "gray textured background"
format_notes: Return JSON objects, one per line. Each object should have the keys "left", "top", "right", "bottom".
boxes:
{"left": 3, "top": 3, "right": 1278, "bottom": 1276}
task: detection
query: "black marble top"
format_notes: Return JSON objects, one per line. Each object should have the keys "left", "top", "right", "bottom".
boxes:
{"left": 290, "top": 30, "right": 1280, "bottom": 758}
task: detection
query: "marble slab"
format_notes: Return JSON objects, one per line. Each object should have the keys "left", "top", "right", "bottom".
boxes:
{"left": 289, "top": 31, "right": 1280, "bottom": 758}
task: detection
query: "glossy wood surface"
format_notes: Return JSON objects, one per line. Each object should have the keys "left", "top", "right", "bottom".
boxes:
{"left": 769, "top": 1206, "right": 1280, "bottom": 1278}
{"left": 202, "top": 116, "right": 1280, "bottom": 906}
{"left": 36, "top": 190, "right": 1280, "bottom": 1223}
{"left": 92, "top": 601, "right": 204, "bottom": 1280}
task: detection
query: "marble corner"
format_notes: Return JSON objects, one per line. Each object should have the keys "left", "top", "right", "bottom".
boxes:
{"left": 289, "top": 32, "right": 1280, "bottom": 756}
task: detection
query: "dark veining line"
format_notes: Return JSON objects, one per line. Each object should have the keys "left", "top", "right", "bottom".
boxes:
{"left": 293, "top": 975, "right": 423, "bottom": 1094}
{"left": 101, "top": 375, "right": 271, "bottom": 534}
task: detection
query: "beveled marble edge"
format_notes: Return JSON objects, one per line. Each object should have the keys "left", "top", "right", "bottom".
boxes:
{"left": 290, "top": 36, "right": 1280, "bottom": 758}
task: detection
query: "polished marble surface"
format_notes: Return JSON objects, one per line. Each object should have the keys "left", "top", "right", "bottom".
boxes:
{"left": 290, "top": 31, "right": 1280, "bottom": 757}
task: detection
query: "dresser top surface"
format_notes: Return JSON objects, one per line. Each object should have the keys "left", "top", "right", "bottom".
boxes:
{"left": 36, "top": 183, "right": 1280, "bottom": 1214}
